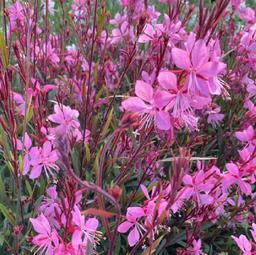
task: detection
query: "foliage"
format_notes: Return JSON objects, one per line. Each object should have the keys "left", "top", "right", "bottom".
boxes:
{"left": 0, "top": 0, "right": 256, "bottom": 254}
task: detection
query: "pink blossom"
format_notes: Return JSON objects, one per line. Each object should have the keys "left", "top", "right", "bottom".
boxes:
{"left": 30, "top": 214, "right": 60, "bottom": 255}
{"left": 231, "top": 0, "right": 242, "bottom": 9}
{"left": 162, "top": 15, "right": 185, "bottom": 46}
{"left": 118, "top": 207, "right": 145, "bottom": 247}
{"left": 240, "top": 30, "right": 256, "bottom": 52}
{"left": 222, "top": 163, "right": 251, "bottom": 195}
{"left": 29, "top": 141, "right": 59, "bottom": 179}
{"left": 206, "top": 105, "right": 224, "bottom": 126}
{"left": 235, "top": 126, "right": 254, "bottom": 142}
{"left": 71, "top": 206, "right": 99, "bottom": 252}
{"left": 36, "top": 43, "right": 60, "bottom": 65}
{"left": 140, "top": 184, "right": 168, "bottom": 226}
{"left": 71, "top": 0, "right": 87, "bottom": 20}
{"left": 109, "top": 13, "right": 127, "bottom": 26}
{"left": 232, "top": 235, "right": 252, "bottom": 255}
{"left": 17, "top": 132, "right": 32, "bottom": 174}
{"left": 192, "top": 239, "right": 202, "bottom": 255}
{"left": 48, "top": 104, "right": 90, "bottom": 143}
{"left": 138, "top": 23, "right": 164, "bottom": 44}
{"left": 119, "top": 0, "right": 131, "bottom": 7}
{"left": 237, "top": 7, "right": 255, "bottom": 23}
{"left": 171, "top": 37, "right": 226, "bottom": 96}
{"left": 12, "top": 92, "right": 27, "bottom": 116}
{"left": 251, "top": 223, "right": 256, "bottom": 242}
{"left": 7, "top": 2, "right": 25, "bottom": 32}
{"left": 157, "top": 71, "right": 203, "bottom": 129}
{"left": 39, "top": 186, "right": 61, "bottom": 228}
{"left": 122, "top": 80, "right": 172, "bottom": 130}
{"left": 110, "top": 21, "right": 134, "bottom": 44}
{"left": 48, "top": 105, "right": 80, "bottom": 132}
{"left": 182, "top": 170, "right": 214, "bottom": 205}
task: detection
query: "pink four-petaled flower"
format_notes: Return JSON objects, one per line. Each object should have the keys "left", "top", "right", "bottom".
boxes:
{"left": 117, "top": 207, "right": 145, "bottom": 247}
{"left": 30, "top": 213, "right": 60, "bottom": 255}
{"left": 122, "top": 80, "right": 172, "bottom": 130}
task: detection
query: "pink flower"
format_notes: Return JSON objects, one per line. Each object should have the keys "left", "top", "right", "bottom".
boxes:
{"left": 29, "top": 141, "right": 59, "bottom": 179}
{"left": 109, "top": 13, "right": 127, "bottom": 26}
{"left": 240, "top": 30, "right": 256, "bottom": 53}
{"left": 235, "top": 126, "right": 254, "bottom": 142}
{"left": 71, "top": 206, "right": 99, "bottom": 252}
{"left": 48, "top": 104, "right": 89, "bottom": 143}
{"left": 48, "top": 105, "right": 79, "bottom": 131}
{"left": 231, "top": 0, "right": 242, "bottom": 9}
{"left": 140, "top": 184, "right": 168, "bottom": 226}
{"left": 138, "top": 23, "right": 164, "bottom": 44}
{"left": 7, "top": 2, "right": 25, "bottom": 32}
{"left": 206, "top": 106, "right": 224, "bottom": 126}
{"left": 117, "top": 207, "right": 145, "bottom": 247}
{"left": 162, "top": 15, "right": 185, "bottom": 46}
{"left": 250, "top": 223, "right": 256, "bottom": 242}
{"left": 30, "top": 214, "right": 60, "bottom": 255}
{"left": 39, "top": 186, "right": 61, "bottom": 229}
{"left": 122, "top": 80, "right": 172, "bottom": 130}
{"left": 222, "top": 163, "right": 251, "bottom": 195}
{"left": 17, "top": 132, "right": 32, "bottom": 174}
{"left": 237, "top": 7, "right": 255, "bottom": 23}
{"left": 110, "top": 21, "right": 134, "bottom": 44}
{"left": 30, "top": 79, "right": 56, "bottom": 96}
{"left": 232, "top": 235, "right": 252, "bottom": 255}
{"left": 157, "top": 71, "right": 202, "bottom": 129}
{"left": 36, "top": 43, "right": 60, "bottom": 65}
{"left": 12, "top": 92, "right": 27, "bottom": 116}
{"left": 119, "top": 0, "right": 130, "bottom": 6}
{"left": 171, "top": 37, "right": 226, "bottom": 96}
{"left": 182, "top": 170, "right": 214, "bottom": 205}
{"left": 192, "top": 239, "right": 202, "bottom": 255}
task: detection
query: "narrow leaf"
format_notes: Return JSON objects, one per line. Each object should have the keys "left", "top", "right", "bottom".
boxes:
{"left": 0, "top": 32, "right": 8, "bottom": 68}
{"left": 0, "top": 203, "right": 15, "bottom": 225}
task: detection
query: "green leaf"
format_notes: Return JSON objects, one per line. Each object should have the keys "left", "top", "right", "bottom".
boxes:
{"left": 25, "top": 180, "right": 33, "bottom": 197}
{"left": 96, "top": 3, "right": 106, "bottom": 38}
{"left": 71, "top": 146, "right": 81, "bottom": 174}
{"left": 0, "top": 175, "right": 5, "bottom": 201}
{"left": 0, "top": 31, "right": 8, "bottom": 69}
{"left": 0, "top": 124, "right": 12, "bottom": 160}
{"left": 0, "top": 233, "right": 4, "bottom": 246}
{"left": 84, "top": 144, "right": 91, "bottom": 162}
{"left": 141, "top": 236, "right": 164, "bottom": 255}
{"left": 166, "top": 222, "right": 214, "bottom": 247}
{"left": 0, "top": 203, "right": 15, "bottom": 225}
{"left": 101, "top": 108, "right": 113, "bottom": 139}
{"left": 94, "top": 146, "right": 103, "bottom": 177}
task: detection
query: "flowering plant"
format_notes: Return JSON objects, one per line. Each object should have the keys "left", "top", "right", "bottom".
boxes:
{"left": 0, "top": 0, "right": 256, "bottom": 254}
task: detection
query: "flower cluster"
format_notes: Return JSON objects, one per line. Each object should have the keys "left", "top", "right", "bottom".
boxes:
{"left": 0, "top": 0, "right": 256, "bottom": 254}
{"left": 30, "top": 186, "right": 99, "bottom": 254}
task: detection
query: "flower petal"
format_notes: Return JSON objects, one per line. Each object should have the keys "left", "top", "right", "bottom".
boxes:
{"left": 154, "top": 90, "right": 172, "bottom": 109}
{"left": 29, "top": 165, "right": 43, "bottom": 179}
{"left": 135, "top": 80, "right": 153, "bottom": 102}
{"left": 226, "top": 163, "right": 239, "bottom": 176}
{"left": 157, "top": 71, "right": 177, "bottom": 90}
{"left": 155, "top": 111, "right": 171, "bottom": 130}
{"left": 171, "top": 48, "right": 191, "bottom": 69}
{"left": 191, "top": 39, "right": 209, "bottom": 67}
{"left": 85, "top": 218, "right": 99, "bottom": 232}
{"left": 128, "top": 227, "right": 140, "bottom": 247}
{"left": 122, "top": 97, "right": 151, "bottom": 113}
{"left": 198, "top": 62, "right": 226, "bottom": 78}
{"left": 30, "top": 214, "right": 51, "bottom": 235}
{"left": 117, "top": 221, "right": 133, "bottom": 233}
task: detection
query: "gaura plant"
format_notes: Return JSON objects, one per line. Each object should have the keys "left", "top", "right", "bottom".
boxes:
{"left": 0, "top": 0, "right": 256, "bottom": 254}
